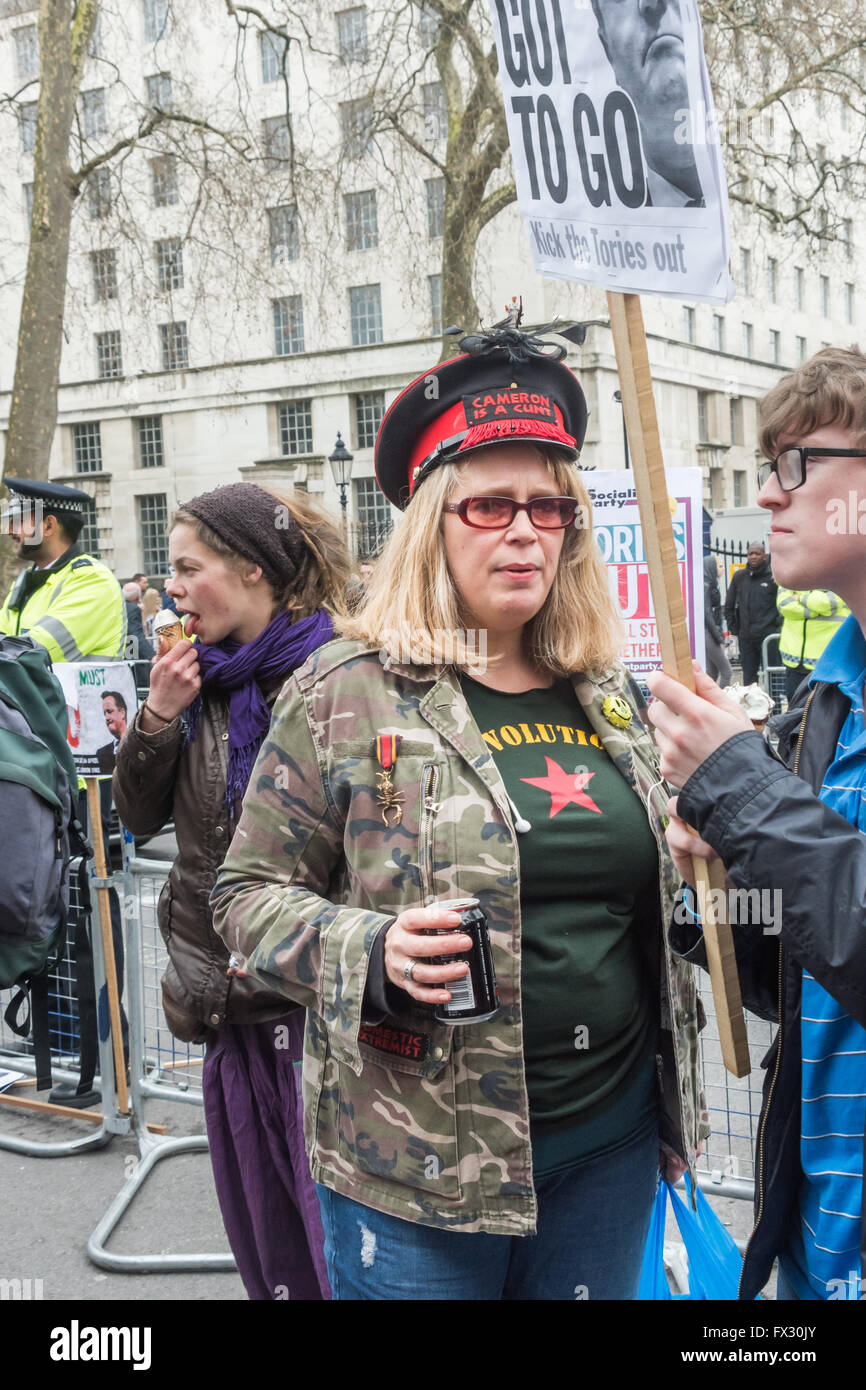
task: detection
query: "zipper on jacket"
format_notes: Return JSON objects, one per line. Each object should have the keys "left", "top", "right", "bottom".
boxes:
{"left": 736, "top": 687, "right": 814, "bottom": 1296}
{"left": 419, "top": 763, "right": 440, "bottom": 906}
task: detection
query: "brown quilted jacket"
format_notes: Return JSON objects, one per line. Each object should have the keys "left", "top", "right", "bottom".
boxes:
{"left": 113, "top": 691, "right": 293, "bottom": 1042}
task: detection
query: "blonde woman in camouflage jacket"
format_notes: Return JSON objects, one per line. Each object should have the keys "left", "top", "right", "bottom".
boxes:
{"left": 212, "top": 329, "right": 708, "bottom": 1300}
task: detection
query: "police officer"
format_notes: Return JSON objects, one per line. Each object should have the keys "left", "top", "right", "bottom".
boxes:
{"left": 0, "top": 478, "right": 125, "bottom": 659}
{"left": 1, "top": 478, "right": 128, "bottom": 1106}
{"left": 777, "top": 587, "right": 851, "bottom": 704}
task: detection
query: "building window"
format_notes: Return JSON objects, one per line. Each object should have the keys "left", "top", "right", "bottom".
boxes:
{"left": 151, "top": 154, "right": 178, "bottom": 207}
{"left": 769, "top": 329, "right": 781, "bottom": 364}
{"left": 423, "top": 81, "right": 448, "bottom": 140}
{"left": 14, "top": 23, "right": 38, "bottom": 79}
{"left": 354, "top": 477, "right": 393, "bottom": 558}
{"left": 418, "top": 4, "right": 439, "bottom": 47}
{"left": 349, "top": 283, "right": 383, "bottom": 345}
{"left": 261, "top": 114, "right": 292, "bottom": 161}
{"left": 353, "top": 390, "right": 385, "bottom": 448}
{"left": 767, "top": 257, "right": 777, "bottom": 303}
{"left": 273, "top": 295, "right": 304, "bottom": 356}
{"left": 729, "top": 396, "right": 743, "bottom": 446}
{"left": 143, "top": 0, "right": 169, "bottom": 43}
{"left": 278, "top": 400, "right": 313, "bottom": 456}
{"left": 683, "top": 305, "right": 695, "bottom": 344}
{"left": 733, "top": 470, "right": 746, "bottom": 507}
{"left": 739, "top": 247, "right": 751, "bottom": 294}
{"left": 90, "top": 249, "right": 118, "bottom": 302}
{"left": 842, "top": 218, "right": 852, "bottom": 261}
{"left": 81, "top": 88, "right": 107, "bottom": 139}
{"left": 712, "top": 314, "right": 725, "bottom": 352}
{"left": 794, "top": 266, "right": 804, "bottom": 311}
{"left": 18, "top": 102, "right": 37, "bottom": 154}
{"left": 155, "top": 237, "right": 184, "bottom": 290}
{"left": 796, "top": 335, "right": 807, "bottom": 363}
{"left": 87, "top": 167, "right": 111, "bottom": 219}
{"left": 429, "top": 273, "right": 442, "bottom": 336}
{"left": 89, "top": 12, "right": 102, "bottom": 59}
{"left": 844, "top": 283, "right": 855, "bottom": 325}
{"left": 267, "top": 204, "right": 299, "bottom": 264}
{"left": 159, "top": 320, "right": 188, "bottom": 370}
{"left": 137, "top": 415, "right": 164, "bottom": 468}
{"left": 337, "top": 7, "right": 368, "bottom": 62}
{"left": 742, "top": 321, "right": 754, "bottom": 357}
{"left": 96, "top": 330, "right": 123, "bottom": 380}
{"left": 820, "top": 275, "right": 830, "bottom": 317}
{"left": 345, "top": 189, "right": 378, "bottom": 250}
{"left": 426, "top": 178, "right": 445, "bottom": 238}
{"left": 137, "top": 493, "right": 169, "bottom": 574}
{"left": 73, "top": 422, "right": 102, "bottom": 474}
{"left": 79, "top": 504, "right": 100, "bottom": 558}
{"left": 145, "top": 72, "right": 172, "bottom": 109}
{"left": 260, "top": 28, "right": 289, "bottom": 83}
{"left": 697, "top": 390, "right": 709, "bottom": 441}
{"left": 23, "top": 182, "right": 33, "bottom": 227}
{"left": 340, "top": 97, "right": 373, "bottom": 158}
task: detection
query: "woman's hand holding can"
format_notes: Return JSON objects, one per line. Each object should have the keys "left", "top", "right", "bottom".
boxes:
{"left": 384, "top": 906, "right": 472, "bottom": 1004}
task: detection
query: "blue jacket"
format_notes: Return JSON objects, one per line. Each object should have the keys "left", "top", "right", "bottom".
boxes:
{"left": 670, "top": 680, "right": 866, "bottom": 1299}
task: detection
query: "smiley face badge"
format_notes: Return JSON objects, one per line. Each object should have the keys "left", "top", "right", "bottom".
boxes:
{"left": 602, "top": 695, "right": 633, "bottom": 730}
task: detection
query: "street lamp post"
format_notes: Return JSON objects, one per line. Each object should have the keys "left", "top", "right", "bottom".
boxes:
{"left": 328, "top": 431, "right": 354, "bottom": 542}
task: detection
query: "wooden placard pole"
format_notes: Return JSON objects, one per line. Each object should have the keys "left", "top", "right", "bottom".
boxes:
{"left": 606, "top": 290, "right": 751, "bottom": 1079}
{"left": 86, "top": 778, "right": 131, "bottom": 1113}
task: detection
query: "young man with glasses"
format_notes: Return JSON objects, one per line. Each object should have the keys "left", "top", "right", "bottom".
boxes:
{"left": 646, "top": 347, "right": 866, "bottom": 1301}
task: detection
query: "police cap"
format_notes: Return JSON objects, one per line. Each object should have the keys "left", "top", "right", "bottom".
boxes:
{"left": 3, "top": 477, "right": 94, "bottom": 526}
{"left": 375, "top": 327, "right": 588, "bottom": 510}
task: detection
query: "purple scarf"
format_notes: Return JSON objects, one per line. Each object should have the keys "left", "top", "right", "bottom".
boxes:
{"left": 185, "top": 608, "right": 333, "bottom": 805}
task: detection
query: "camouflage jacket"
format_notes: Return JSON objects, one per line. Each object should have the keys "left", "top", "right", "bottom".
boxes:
{"left": 211, "top": 638, "right": 709, "bottom": 1235}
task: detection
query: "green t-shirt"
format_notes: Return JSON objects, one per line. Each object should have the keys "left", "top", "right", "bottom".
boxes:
{"left": 460, "top": 674, "right": 658, "bottom": 1139}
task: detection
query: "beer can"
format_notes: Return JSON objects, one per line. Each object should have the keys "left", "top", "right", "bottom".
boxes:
{"left": 429, "top": 897, "right": 499, "bottom": 1025}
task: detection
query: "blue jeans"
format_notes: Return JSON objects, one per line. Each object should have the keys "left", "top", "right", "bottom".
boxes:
{"left": 316, "top": 1122, "right": 659, "bottom": 1300}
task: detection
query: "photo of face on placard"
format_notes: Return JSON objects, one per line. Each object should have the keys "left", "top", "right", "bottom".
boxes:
{"left": 52, "top": 661, "right": 139, "bottom": 779}
{"left": 588, "top": 0, "right": 704, "bottom": 208}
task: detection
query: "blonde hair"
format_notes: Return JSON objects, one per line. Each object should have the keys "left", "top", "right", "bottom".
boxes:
{"left": 338, "top": 450, "right": 623, "bottom": 675}
{"left": 172, "top": 489, "right": 351, "bottom": 620}
{"left": 141, "top": 587, "right": 161, "bottom": 620}
{"left": 759, "top": 346, "right": 866, "bottom": 458}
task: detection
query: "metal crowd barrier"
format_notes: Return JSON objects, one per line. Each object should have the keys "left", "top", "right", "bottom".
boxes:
{"left": 0, "top": 858, "right": 124, "bottom": 1157}
{"left": 759, "top": 631, "right": 788, "bottom": 713}
{"left": 86, "top": 825, "right": 234, "bottom": 1273}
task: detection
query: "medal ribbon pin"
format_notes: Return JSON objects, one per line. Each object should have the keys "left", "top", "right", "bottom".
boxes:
{"left": 375, "top": 734, "right": 405, "bottom": 826}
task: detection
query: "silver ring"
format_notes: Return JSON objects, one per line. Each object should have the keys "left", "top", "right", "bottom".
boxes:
{"left": 403, "top": 959, "right": 417, "bottom": 982}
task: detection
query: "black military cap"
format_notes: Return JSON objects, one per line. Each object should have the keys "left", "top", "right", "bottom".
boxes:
{"left": 375, "top": 328, "right": 588, "bottom": 509}
{"left": 3, "top": 477, "right": 93, "bottom": 526}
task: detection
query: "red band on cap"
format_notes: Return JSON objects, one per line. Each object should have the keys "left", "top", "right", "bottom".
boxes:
{"left": 458, "top": 419, "right": 576, "bottom": 454}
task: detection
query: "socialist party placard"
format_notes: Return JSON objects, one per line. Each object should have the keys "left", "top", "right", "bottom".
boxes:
{"left": 586, "top": 468, "right": 705, "bottom": 677}
{"left": 488, "top": 0, "right": 734, "bottom": 304}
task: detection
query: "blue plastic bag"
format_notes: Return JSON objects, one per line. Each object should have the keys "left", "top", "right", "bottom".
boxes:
{"left": 639, "top": 1175, "right": 752, "bottom": 1300}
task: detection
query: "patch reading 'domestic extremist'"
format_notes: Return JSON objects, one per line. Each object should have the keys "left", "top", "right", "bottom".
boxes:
{"left": 358, "top": 1023, "right": 430, "bottom": 1061}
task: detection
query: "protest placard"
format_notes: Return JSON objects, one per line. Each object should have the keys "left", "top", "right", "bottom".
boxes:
{"left": 488, "top": 0, "right": 733, "bottom": 303}
{"left": 51, "top": 661, "right": 139, "bottom": 780}
{"left": 588, "top": 468, "right": 705, "bottom": 677}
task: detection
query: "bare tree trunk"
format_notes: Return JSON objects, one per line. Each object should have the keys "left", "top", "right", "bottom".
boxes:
{"left": 3, "top": 0, "right": 98, "bottom": 484}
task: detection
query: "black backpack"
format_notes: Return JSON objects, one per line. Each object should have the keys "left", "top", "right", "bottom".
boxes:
{"left": 0, "top": 634, "right": 90, "bottom": 1088}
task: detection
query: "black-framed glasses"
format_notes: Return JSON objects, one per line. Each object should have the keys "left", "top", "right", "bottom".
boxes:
{"left": 442, "top": 496, "right": 582, "bottom": 530}
{"left": 758, "top": 447, "right": 866, "bottom": 492}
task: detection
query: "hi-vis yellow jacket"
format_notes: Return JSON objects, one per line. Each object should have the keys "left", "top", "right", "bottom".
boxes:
{"left": 0, "top": 543, "right": 126, "bottom": 663}
{"left": 777, "top": 588, "right": 850, "bottom": 671}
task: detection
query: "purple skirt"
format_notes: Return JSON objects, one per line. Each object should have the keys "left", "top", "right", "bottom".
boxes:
{"left": 202, "top": 1010, "right": 330, "bottom": 1300}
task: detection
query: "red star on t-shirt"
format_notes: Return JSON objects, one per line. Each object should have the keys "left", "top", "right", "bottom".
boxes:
{"left": 521, "top": 758, "right": 602, "bottom": 818}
